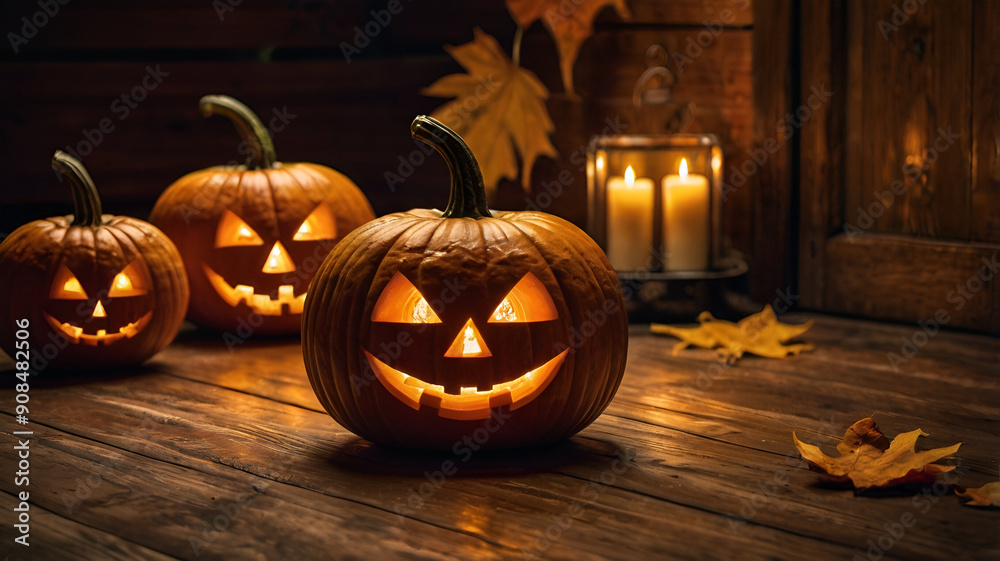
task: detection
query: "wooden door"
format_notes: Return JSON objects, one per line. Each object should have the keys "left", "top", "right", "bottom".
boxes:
{"left": 800, "top": 0, "right": 1000, "bottom": 332}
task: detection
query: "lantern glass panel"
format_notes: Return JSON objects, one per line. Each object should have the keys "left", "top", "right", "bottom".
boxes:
{"left": 587, "top": 134, "right": 723, "bottom": 274}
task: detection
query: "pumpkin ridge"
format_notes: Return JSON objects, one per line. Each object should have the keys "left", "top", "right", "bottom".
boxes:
{"left": 310, "top": 215, "right": 430, "bottom": 435}
{"left": 502, "top": 213, "right": 625, "bottom": 428}
{"left": 500, "top": 218, "right": 591, "bottom": 428}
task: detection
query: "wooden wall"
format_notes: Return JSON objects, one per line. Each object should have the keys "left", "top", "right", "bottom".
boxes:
{"left": 1, "top": 0, "right": 792, "bottom": 303}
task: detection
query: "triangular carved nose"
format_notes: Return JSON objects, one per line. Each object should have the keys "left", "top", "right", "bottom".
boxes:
{"left": 262, "top": 241, "right": 296, "bottom": 274}
{"left": 444, "top": 318, "right": 491, "bottom": 358}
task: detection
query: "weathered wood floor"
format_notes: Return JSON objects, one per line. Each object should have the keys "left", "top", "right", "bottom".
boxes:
{"left": 1, "top": 313, "right": 998, "bottom": 560}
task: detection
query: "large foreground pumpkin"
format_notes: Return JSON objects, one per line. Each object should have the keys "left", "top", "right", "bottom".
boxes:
{"left": 303, "top": 116, "right": 628, "bottom": 450}
{"left": 150, "top": 95, "right": 375, "bottom": 334}
{"left": 0, "top": 151, "right": 188, "bottom": 370}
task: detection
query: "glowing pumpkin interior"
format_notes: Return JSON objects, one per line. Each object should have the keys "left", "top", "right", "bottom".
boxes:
{"left": 43, "top": 260, "right": 153, "bottom": 346}
{"left": 204, "top": 204, "right": 338, "bottom": 316}
{"left": 365, "top": 271, "right": 566, "bottom": 420}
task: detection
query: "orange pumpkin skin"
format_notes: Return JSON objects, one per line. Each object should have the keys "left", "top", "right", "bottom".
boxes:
{"left": 0, "top": 152, "right": 188, "bottom": 370}
{"left": 303, "top": 117, "right": 628, "bottom": 450}
{"left": 149, "top": 96, "right": 375, "bottom": 335}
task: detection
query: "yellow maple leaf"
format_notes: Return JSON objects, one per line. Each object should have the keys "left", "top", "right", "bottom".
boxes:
{"left": 506, "top": 0, "right": 630, "bottom": 97}
{"left": 422, "top": 28, "right": 557, "bottom": 195}
{"left": 956, "top": 481, "right": 1000, "bottom": 508}
{"left": 650, "top": 305, "right": 814, "bottom": 363}
{"left": 793, "top": 417, "right": 962, "bottom": 491}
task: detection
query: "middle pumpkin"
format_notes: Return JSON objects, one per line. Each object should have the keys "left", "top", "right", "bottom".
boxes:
{"left": 150, "top": 95, "right": 375, "bottom": 334}
{"left": 303, "top": 115, "right": 628, "bottom": 450}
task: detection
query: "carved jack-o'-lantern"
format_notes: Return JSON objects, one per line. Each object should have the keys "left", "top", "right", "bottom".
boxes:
{"left": 0, "top": 152, "right": 188, "bottom": 369}
{"left": 149, "top": 95, "right": 375, "bottom": 334}
{"left": 303, "top": 116, "right": 628, "bottom": 450}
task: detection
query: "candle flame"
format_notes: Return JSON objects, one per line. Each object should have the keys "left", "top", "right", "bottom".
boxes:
{"left": 625, "top": 165, "right": 635, "bottom": 187}
{"left": 679, "top": 158, "right": 689, "bottom": 178}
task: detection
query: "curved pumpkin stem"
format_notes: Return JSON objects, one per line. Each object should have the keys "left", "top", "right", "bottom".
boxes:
{"left": 411, "top": 115, "right": 492, "bottom": 219}
{"left": 199, "top": 94, "right": 277, "bottom": 169}
{"left": 52, "top": 150, "right": 102, "bottom": 227}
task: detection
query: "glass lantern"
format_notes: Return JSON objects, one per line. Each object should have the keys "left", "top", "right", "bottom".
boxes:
{"left": 587, "top": 134, "right": 725, "bottom": 275}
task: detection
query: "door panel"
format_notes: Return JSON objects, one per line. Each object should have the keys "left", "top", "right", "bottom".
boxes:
{"left": 800, "top": 0, "right": 1000, "bottom": 333}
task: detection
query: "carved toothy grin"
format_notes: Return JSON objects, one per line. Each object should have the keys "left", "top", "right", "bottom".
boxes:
{"left": 365, "top": 349, "right": 568, "bottom": 421}
{"left": 203, "top": 265, "right": 306, "bottom": 316}
{"left": 44, "top": 311, "right": 153, "bottom": 346}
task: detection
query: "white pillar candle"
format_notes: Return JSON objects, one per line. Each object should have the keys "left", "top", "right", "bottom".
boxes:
{"left": 606, "top": 165, "right": 654, "bottom": 271}
{"left": 662, "top": 158, "right": 710, "bottom": 271}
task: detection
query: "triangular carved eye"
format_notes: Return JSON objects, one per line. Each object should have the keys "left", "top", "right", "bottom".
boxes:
{"left": 489, "top": 272, "right": 558, "bottom": 323}
{"left": 293, "top": 202, "right": 337, "bottom": 241}
{"left": 108, "top": 260, "right": 149, "bottom": 297}
{"left": 216, "top": 209, "right": 264, "bottom": 248}
{"left": 372, "top": 272, "right": 442, "bottom": 324}
{"left": 50, "top": 264, "right": 88, "bottom": 299}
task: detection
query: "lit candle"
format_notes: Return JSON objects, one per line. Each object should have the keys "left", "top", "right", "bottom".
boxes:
{"left": 606, "top": 165, "right": 654, "bottom": 271}
{"left": 662, "top": 158, "right": 709, "bottom": 271}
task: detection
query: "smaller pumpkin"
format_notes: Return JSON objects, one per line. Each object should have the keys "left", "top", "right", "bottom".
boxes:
{"left": 303, "top": 116, "right": 628, "bottom": 450}
{"left": 0, "top": 151, "right": 189, "bottom": 370}
{"left": 150, "top": 95, "right": 375, "bottom": 335}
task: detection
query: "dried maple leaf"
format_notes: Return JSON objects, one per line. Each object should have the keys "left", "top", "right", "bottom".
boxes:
{"left": 507, "top": 0, "right": 630, "bottom": 97}
{"left": 650, "top": 305, "right": 813, "bottom": 363}
{"left": 793, "top": 417, "right": 962, "bottom": 491}
{"left": 422, "top": 28, "right": 557, "bottom": 195}
{"left": 956, "top": 482, "right": 1000, "bottom": 508}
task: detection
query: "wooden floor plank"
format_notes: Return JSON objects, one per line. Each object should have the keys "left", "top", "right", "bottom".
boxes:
{"left": 0, "top": 313, "right": 997, "bottom": 560}
{"left": 0, "top": 420, "right": 508, "bottom": 560}
{"left": 1, "top": 490, "right": 180, "bottom": 560}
